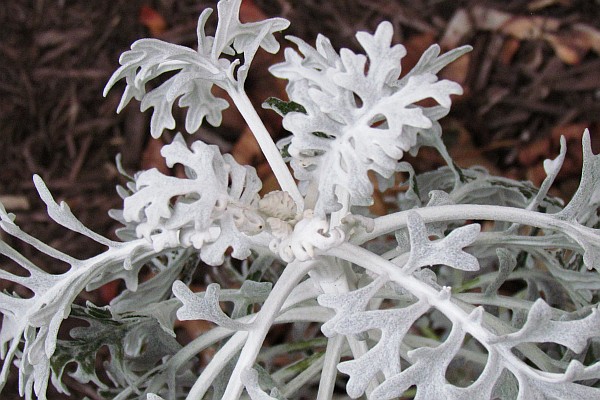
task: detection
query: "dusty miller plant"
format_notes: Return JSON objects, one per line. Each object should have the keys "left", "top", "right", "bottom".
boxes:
{"left": 2, "top": 1, "right": 600, "bottom": 399}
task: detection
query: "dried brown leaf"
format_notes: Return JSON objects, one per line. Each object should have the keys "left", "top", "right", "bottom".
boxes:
{"left": 499, "top": 38, "right": 521, "bottom": 65}
{"left": 527, "top": 0, "right": 573, "bottom": 12}
{"left": 471, "top": 6, "right": 512, "bottom": 31}
{"left": 440, "top": 52, "right": 471, "bottom": 89}
{"left": 232, "top": 127, "right": 264, "bottom": 166}
{"left": 441, "top": 9, "right": 473, "bottom": 50}
{"left": 502, "top": 16, "right": 560, "bottom": 40}
{"left": 139, "top": 5, "right": 168, "bottom": 37}
{"left": 545, "top": 31, "right": 592, "bottom": 65}
{"left": 574, "top": 24, "right": 600, "bottom": 54}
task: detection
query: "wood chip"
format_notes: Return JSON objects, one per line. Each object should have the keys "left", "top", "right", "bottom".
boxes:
{"left": 440, "top": 9, "right": 472, "bottom": 49}
{"left": 0, "top": 195, "right": 30, "bottom": 211}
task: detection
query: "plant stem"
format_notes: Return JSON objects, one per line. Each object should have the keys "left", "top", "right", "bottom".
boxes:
{"left": 317, "top": 334, "right": 344, "bottom": 400}
{"left": 145, "top": 327, "right": 237, "bottom": 397}
{"left": 282, "top": 353, "right": 325, "bottom": 397}
{"left": 143, "top": 305, "right": 330, "bottom": 399}
{"left": 309, "top": 257, "right": 378, "bottom": 396}
{"left": 222, "top": 259, "right": 318, "bottom": 399}
{"left": 328, "top": 242, "right": 578, "bottom": 384}
{"left": 185, "top": 331, "right": 248, "bottom": 400}
{"left": 228, "top": 87, "right": 304, "bottom": 211}
{"left": 352, "top": 204, "right": 597, "bottom": 250}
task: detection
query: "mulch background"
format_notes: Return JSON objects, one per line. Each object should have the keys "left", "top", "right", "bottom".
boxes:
{"left": 1, "top": 0, "right": 599, "bottom": 398}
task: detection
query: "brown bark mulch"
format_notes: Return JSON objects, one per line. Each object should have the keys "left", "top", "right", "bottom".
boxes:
{"left": 1, "top": 0, "right": 599, "bottom": 398}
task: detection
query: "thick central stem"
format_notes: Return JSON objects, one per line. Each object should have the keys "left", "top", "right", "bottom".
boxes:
{"left": 221, "top": 259, "right": 317, "bottom": 399}
{"left": 228, "top": 87, "right": 304, "bottom": 212}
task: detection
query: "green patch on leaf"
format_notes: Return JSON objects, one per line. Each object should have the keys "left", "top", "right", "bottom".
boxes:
{"left": 263, "top": 97, "right": 307, "bottom": 116}
{"left": 279, "top": 140, "right": 292, "bottom": 159}
{"left": 51, "top": 302, "right": 181, "bottom": 393}
{"left": 312, "top": 131, "right": 334, "bottom": 139}
{"left": 282, "top": 352, "right": 324, "bottom": 374}
{"left": 453, "top": 162, "right": 474, "bottom": 184}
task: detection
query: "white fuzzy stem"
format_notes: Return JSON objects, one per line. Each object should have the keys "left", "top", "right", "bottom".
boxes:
{"left": 221, "top": 259, "right": 318, "bottom": 399}
{"left": 317, "top": 334, "right": 344, "bottom": 400}
{"left": 309, "top": 257, "right": 378, "bottom": 396}
{"left": 185, "top": 331, "right": 248, "bottom": 400}
{"left": 328, "top": 242, "right": 579, "bottom": 385}
{"left": 353, "top": 204, "right": 596, "bottom": 246}
{"left": 228, "top": 87, "right": 304, "bottom": 212}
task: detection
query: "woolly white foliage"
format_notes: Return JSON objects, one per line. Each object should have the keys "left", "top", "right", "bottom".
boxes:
{"left": 241, "top": 368, "right": 280, "bottom": 400}
{"left": 370, "top": 308, "right": 502, "bottom": 400}
{"left": 172, "top": 279, "right": 271, "bottom": 330}
{"left": 0, "top": 182, "right": 157, "bottom": 400}
{"left": 269, "top": 210, "right": 344, "bottom": 262}
{"left": 104, "top": 0, "right": 289, "bottom": 138}
{"left": 2, "top": 1, "right": 600, "bottom": 400}
{"left": 319, "top": 276, "right": 431, "bottom": 398}
{"left": 403, "top": 211, "right": 480, "bottom": 273}
{"left": 122, "top": 133, "right": 264, "bottom": 265}
{"left": 554, "top": 130, "right": 600, "bottom": 271}
{"left": 270, "top": 22, "right": 469, "bottom": 213}
{"left": 491, "top": 298, "right": 600, "bottom": 353}
{"left": 320, "top": 274, "right": 600, "bottom": 400}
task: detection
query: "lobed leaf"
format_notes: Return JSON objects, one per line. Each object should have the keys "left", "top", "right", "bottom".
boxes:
{"left": 172, "top": 279, "right": 272, "bottom": 331}
{"left": 492, "top": 299, "right": 600, "bottom": 353}
{"left": 51, "top": 303, "right": 181, "bottom": 395}
{"left": 0, "top": 189, "right": 158, "bottom": 400}
{"left": 404, "top": 212, "right": 480, "bottom": 273}
{"left": 371, "top": 309, "right": 502, "bottom": 400}
{"left": 104, "top": 0, "right": 290, "bottom": 138}
{"left": 318, "top": 276, "right": 431, "bottom": 398}
{"left": 121, "top": 134, "right": 264, "bottom": 265}
{"left": 172, "top": 282, "right": 249, "bottom": 330}
{"left": 241, "top": 368, "right": 282, "bottom": 400}
{"left": 271, "top": 22, "right": 467, "bottom": 213}
{"left": 558, "top": 130, "right": 600, "bottom": 222}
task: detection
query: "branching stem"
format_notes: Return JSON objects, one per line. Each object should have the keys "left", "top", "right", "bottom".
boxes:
{"left": 329, "top": 242, "right": 583, "bottom": 385}
{"left": 353, "top": 204, "right": 597, "bottom": 249}
{"left": 222, "top": 259, "right": 318, "bottom": 399}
